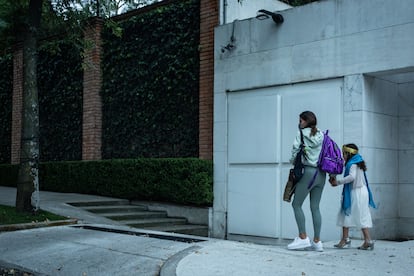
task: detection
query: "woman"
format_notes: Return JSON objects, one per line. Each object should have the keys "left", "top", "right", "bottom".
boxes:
{"left": 329, "top": 143, "right": 376, "bottom": 250}
{"left": 287, "top": 111, "right": 326, "bottom": 252}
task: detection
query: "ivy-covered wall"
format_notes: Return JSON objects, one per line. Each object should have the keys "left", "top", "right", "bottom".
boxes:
{"left": 0, "top": 54, "right": 12, "bottom": 164}
{"left": 101, "top": 0, "right": 200, "bottom": 159}
{"left": 37, "top": 40, "right": 83, "bottom": 161}
{"left": 0, "top": 0, "right": 200, "bottom": 163}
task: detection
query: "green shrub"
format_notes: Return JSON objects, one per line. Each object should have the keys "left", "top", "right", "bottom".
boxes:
{"left": 0, "top": 158, "right": 212, "bottom": 206}
{"left": 36, "top": 158, "right": 212, "bottom": 206}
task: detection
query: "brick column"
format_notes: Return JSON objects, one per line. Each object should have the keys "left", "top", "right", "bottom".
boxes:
{"left": 82, "top": 17, "right": 103, "bottom": 160}
{"left": 199, "top": 0, "right": 218, "bottom": 160}
{"left": 11, "top": 44, "right": 23, "bottom": 164}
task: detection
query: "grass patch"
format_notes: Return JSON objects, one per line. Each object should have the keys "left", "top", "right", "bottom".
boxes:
{"left": 0, "top": 204, "right": 68, "bottom": 225}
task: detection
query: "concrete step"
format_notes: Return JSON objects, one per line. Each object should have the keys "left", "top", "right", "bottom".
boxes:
{"left": 103, "top": 210, "right": 167, "bottom": 220}
{"left": 71, "top": 201, "right": 209, "bottom": 237}
{"left": 80, "top": 205, "right": 147, "bottom": 214}
{"left": 144, "top": 224, "right": 208, "bottom": 237}
{"left": 123, "top": 217, "right": 188, "bottom": 228}
{"left": 68, "top": 200, "right": 130, "bottom": 207}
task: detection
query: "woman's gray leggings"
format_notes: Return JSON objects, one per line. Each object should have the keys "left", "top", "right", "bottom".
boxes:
{"left": 292, "top": 166, "right": 326, "bottom": 239}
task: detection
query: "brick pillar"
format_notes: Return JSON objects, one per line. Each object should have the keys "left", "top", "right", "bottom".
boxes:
{"left": 82, "top": 17, "right": 103, "bottom": 160}
{"left": 199, "top": 0, "right": 218, "bottom": 160}
{"left": 11, "top": 44, "right": 23, "bottom": 165}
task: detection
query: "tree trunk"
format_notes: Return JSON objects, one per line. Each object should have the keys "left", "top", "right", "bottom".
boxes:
{"left": 16, "top": 0, "right": 43, "bottom": 213}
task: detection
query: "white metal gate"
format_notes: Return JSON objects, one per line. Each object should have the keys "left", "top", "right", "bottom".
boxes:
{"left": 226, "top": 78, "right": 343, "bottom": 240}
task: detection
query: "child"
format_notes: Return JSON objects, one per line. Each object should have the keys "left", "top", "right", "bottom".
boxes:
{"left": 329, "top": 144, "right": 376, "bottom": 250}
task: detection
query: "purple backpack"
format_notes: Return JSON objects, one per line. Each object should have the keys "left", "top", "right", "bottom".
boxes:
{"left": 307, "top": 130, "right": 344, "bottom": 189}
{"left": 318, "top": 130, "right": 344, "bottom": 175}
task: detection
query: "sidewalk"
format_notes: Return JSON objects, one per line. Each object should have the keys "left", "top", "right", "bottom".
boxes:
{"left": 1, "top": 186, "right": 413, "bottom": 276}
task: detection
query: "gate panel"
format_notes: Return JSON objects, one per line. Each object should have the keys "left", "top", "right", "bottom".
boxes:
{"left": 227, "top": 79, "right": 343, "bottom": 240}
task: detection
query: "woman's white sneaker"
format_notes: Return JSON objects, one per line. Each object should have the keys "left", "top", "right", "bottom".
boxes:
{"left": 311, "top": 240, "right": 324, "bottom": 252}
{"left": 287, "top": 237, "right": 311, "bottom": 250}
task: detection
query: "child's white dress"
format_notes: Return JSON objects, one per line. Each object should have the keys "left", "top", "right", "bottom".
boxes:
{"left": 336, "top": 164, "right": 373, "bottom": 228}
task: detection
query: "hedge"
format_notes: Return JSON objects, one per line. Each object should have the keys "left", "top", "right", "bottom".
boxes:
{"left": 0, "top": 158, "right": 213, "bottom": 206}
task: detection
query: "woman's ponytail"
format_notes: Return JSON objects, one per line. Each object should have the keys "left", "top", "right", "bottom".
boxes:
{"left": 299, "top": 111, "right": 318, "bottom": 136}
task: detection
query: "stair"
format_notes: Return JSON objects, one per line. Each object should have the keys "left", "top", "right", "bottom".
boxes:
{"left": 69, "top": 200, "right": 208, "bottom": 237}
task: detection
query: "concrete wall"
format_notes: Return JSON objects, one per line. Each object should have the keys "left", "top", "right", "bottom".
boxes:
{"left": 343, "top": 75, "right": 400, "bottom": 240}
{"left": 343, "top": 74, "right": 414, "bottom": 241}
{"left": 398, "top": 81, "right": 414, "bottom": 239}
{"left": 364, "top": 76, "right": 400, "bottom": 240}
{"left": 215, "top": 0, "right": 414, "bottom": 90}
{"left": 213, "top": 0, "right": 414, "bottom": 240}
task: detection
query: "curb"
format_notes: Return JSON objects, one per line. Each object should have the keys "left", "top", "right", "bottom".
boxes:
{"left": 0, "top": 218, "right": 78, "bottom": 232}
{"left": 159, "top": 245, "right": 202, "bottom": 276}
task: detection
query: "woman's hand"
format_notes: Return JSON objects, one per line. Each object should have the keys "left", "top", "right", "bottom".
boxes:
{"left": 329, "top": 176, "right": 338, "bottom": 186}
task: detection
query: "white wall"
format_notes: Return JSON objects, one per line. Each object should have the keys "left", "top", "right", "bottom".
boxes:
{"left": 220, "top": 0, "right": 291, "bottom": 24}
{"left": 213, "top": 0, "right": 414, "bottom": 241}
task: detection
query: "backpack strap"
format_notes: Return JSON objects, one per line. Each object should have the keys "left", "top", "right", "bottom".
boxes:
{"left": 299, "top": 124, "right": 305, "bottom": 147}
{"left": 308, "top": 169, "right": 318, "bottom": 189}
{"left": 308, "top": 129, "right": 327, "bottom": 189}
{"left": 298, "top": 125, "right": 306, "bottom": 161}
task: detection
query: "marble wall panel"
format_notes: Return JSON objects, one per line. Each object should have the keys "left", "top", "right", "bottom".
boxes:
{"left": 363, "top": 148, "right": 398, "bottom": 185}
{"left": 399, "top": 117, "right": 414, "bottom": 150}
{"left": 343, "top": 111, "right": 363, "bottom": 146}
{"left": 398, "top": 184, "right": 414, "bottom": 218}
{"left": 363, "top": 112, "right": 399, "bottom": 150}
{"left": 371, "top": 218, "right": 399, "bottom": 240}
{"left": 398, "top": 218, "right": 414, "bottom": 239}
{"left": 370, "top": 183, "right": 399, "bottom": 219}
{"left": 364, "top": 76, "right": 398, "bottom": 116}
{"left": 398, "top": 82, "right": 414, "bottom": 117}
{"left": 344, "top": 75, "right": 363, "bottom": 112}
{"left": 398, "top": 149, "right": 414, "bottom": 184}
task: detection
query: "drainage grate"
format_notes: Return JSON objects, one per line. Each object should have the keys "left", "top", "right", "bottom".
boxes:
{"left": 71, "top": 225, "right": 207, "bottom": 243}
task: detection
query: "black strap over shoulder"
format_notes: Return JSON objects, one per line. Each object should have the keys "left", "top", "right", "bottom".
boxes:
{"left": 291, "top": 125, "right": 306, "bottom": 185}
{"left": 299, "top": 124, "right": 305, "bottom": 152}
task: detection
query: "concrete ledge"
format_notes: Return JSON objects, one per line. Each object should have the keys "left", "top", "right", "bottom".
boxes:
{"left": 0, "top": 218, "right": 78, "bottom": 232}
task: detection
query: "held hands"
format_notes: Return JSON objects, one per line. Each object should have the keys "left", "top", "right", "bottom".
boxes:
{"left": 329, "top": 175, "right": 338, "bottom": 186}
